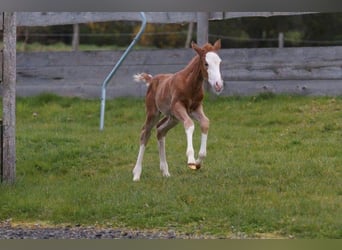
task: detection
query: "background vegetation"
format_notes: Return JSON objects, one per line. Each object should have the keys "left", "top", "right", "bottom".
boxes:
{"left": 0, "top": 94, "right": 341, "bottom": 238}
{"left": 13, "top": 13, "right": 342, "bottom": 50}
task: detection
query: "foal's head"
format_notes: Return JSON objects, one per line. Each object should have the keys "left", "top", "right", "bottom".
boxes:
{"left": 191, "top": 40, "right": 224, "bottom": 95}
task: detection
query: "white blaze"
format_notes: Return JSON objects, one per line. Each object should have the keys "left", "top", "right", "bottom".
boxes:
{"left": 205, "top": 52, "right": 223, "bottom": 94}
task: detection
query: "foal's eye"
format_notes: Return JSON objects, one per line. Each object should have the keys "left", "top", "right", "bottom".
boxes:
{"left": 204, "top": 62, "right": 209, "bottom": 68}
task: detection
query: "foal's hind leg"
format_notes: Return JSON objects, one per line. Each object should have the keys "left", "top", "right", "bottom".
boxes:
{"left": 156, "top": 116, "right": 178, "bottom": 177}
{"left": 133, "top": 110, "right": 160, "bottom": 181}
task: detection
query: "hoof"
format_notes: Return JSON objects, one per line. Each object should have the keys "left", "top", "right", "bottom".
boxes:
{"left": 162, "top": 172, "right": 171, "bottom": 178}
{"left": 188, "top": 163, "right": 201, "bottom": 170}
{"left": 133, "top": 176, "right": 140, "bottom": 182}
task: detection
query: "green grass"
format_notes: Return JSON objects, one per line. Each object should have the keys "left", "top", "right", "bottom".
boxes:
{"left": 0, "top": 93, "right": 341, "bottom": 238}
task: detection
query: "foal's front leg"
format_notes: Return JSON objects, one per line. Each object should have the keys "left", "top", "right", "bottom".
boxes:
{"left": 173, "top": 103, "right": 197, "bottom": 169}
{"left": 185, "top": 123, "right": 198, "bottom": 170}
{"left": 192, "top": 105, "right": 210, "bottom": 168}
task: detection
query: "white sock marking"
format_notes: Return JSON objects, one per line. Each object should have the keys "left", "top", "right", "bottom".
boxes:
{"left": 133, "top": 144, "right": 145, "bottom": 181}
{"left": 185, "top": 125, "right": 196, "bottom": 164}
{"left": 158, "top": 137, "right": 170, "bottom": 177}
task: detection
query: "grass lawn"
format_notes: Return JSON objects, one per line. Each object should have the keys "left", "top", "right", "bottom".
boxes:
{"left": 0, "top": 93, "right": 341, "bottom": 238}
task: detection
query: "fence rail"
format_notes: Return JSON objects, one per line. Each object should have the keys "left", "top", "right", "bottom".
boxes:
{"left": 4, "top": 46, "right": 340, "bottom": 98}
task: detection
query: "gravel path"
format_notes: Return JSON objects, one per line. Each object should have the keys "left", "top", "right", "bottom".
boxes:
{"left": 0, "top": 219, "right": 214, "bottom": 239}
{"left": 0, "top": 221, "right": 287, "bottom": 239}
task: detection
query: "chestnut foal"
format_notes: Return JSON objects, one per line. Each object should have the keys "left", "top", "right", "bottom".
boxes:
{"left": 133, "top": 40, "right": 223, "bottom": 181}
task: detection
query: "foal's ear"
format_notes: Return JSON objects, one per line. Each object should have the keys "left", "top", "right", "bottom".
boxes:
{"left": 213, "top": 39, "right": 221, "bottom": 50}
{"left": 191, "top": 41, "right": 204, "bottom": 55}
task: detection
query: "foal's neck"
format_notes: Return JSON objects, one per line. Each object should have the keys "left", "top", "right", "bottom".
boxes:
{"left": 182, "top": 55, "right": 204, "bottom": 85}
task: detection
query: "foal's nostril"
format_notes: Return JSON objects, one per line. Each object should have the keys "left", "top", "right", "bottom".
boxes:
{"left": 214, "top": 81, "right": 223, "bottom": 92}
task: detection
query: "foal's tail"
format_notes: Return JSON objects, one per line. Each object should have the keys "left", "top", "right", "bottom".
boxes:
{"left": 133, "top": 73, "right": 153, "bottom": 86}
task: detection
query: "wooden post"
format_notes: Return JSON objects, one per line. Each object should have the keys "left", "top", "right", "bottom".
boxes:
{"left": 185, "top": 22, "right": 194, "bottom": 48}
{"left": 72, "top": 23, "right": 79, "bottom": 51}
{"left": 2, "top": 12, "right": 16, "bottom": 184}
{"left": 196, "top": 12, "right": 209, "bottom": 46}
{"left": 278, "top": 32, "right": 284, "bottom": 48}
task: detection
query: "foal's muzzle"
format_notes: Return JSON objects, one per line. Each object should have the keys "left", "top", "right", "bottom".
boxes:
{"left": 211, "top": 80, "right": 224, "bottom": 95}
